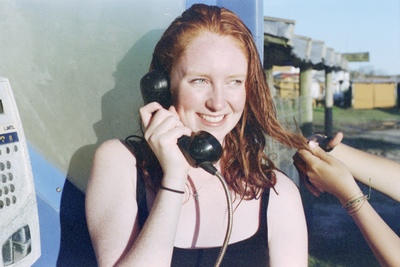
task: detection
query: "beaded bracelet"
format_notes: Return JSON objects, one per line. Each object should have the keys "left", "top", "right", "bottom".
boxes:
{"left": 160, "top": 185, "right": 185, "bottom": 194}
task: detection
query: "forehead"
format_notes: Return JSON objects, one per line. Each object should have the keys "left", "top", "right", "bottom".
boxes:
{"left": 176, "top": 32, "right": 248, "bottom": 71}
{"left": 186, "top": 32, "right": 245, "bottom": 55}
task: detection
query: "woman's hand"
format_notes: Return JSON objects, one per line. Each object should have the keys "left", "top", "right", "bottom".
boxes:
{"left": 139, "top": 102, "right": 192, "bottom": 178}
{"left": 294, "top": 141, "right": 361, "bottom": 204}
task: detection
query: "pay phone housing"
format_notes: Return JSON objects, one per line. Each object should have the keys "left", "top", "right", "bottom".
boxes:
{"left": 0, "top": 77, "right": 41, "bottom": 267}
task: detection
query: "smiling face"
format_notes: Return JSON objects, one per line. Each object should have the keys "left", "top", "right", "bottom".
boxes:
{"left": 170, "top": 32, "right": 248, "bottom": 143}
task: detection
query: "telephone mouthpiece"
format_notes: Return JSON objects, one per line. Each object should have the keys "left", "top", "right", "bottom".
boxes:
{"left": 178, "top": 131, "right": 222, "bottom": 171}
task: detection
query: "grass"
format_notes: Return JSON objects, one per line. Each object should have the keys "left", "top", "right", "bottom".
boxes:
{"left": 309, "top": 255, "right": 345, "bottom": 267}
{"left": 312, "top": 106, "right": 400, "bottom": 134}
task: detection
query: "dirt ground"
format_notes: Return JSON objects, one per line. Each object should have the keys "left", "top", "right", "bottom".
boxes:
{"left": 306, "top": 122, "right": 400, "bottom": 266}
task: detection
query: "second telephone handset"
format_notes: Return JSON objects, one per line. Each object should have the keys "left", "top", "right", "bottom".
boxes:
{"left": 140, "top": 70, "right": 222, "bottom": 173}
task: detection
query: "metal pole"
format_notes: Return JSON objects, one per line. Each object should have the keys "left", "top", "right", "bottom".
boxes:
{"left": 324, "top": 69, "right": 333, "bottom": 136}
{"left": 299, "top": 66, "right": 313, "bottom": 136}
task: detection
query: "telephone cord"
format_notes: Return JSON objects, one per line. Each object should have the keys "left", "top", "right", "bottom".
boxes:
{"left": 214, "top": 171, "right": 233, "bottom": 267}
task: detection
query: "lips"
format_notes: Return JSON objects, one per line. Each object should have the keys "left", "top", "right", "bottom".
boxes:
{"left": 200, "top": 114, "right": 225, "bottom": 123}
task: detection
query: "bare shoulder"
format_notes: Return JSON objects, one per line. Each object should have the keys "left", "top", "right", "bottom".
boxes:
{"left": 267, "top": 170, "right": 307, "bottom": 250}
{"left": 271, "top": 170, "right": 300, "bottom": 197}
{"left": 267, "top": 170, "right": 303, "bottom": 220}
{"left": 267, "top": 171, "right": 308, "bottom": 266}
{"left": 94, "top": 138, "right": 136, "bottom": 160}
{"left": 87, "top": 138, "right": 138, "bottom": 196}
{"left": 92, "top": 139, "right": 137, "bottom": 173}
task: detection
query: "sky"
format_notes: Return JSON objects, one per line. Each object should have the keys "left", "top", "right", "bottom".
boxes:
{"left": 264, "top": 0, "right": 400, "bottom": 76}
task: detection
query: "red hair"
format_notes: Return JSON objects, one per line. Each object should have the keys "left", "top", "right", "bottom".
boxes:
{"left": 144, "top": 4, "right": 309, "bottom": 199}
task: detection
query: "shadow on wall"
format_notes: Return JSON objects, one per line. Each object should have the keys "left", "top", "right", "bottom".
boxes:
{"left": 56, "top": 29, "right": 164, "bottom": 266}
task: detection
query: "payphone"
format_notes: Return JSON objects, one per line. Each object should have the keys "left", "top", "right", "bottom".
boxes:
{"left": 0, "top": 77, "right": 40, "bottom": 266}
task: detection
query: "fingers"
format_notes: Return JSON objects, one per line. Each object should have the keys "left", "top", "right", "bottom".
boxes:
{"left": 139, "top": 102, "right": 191, "bottom": 145}
{"left": 297, "top": 164, "right": 322, "bottom": 197}
{"left": 306, "top": 141, "right": 334, "bottom": 164}
{"left": 294, "top": 142, "right": 335, "bottom": 196}
{"left": 293, "top": 152, "right": 323, "bottom": 197}
{"left": 329, "top": 132, "right": 344, "bottom": 148}
{"left": 306, "top": 132, "right": 344, "bottom": 152}
{"left": 140, "top": 102, "right": 181, "bottom": 133}
{"left": 139, "top": 102, "right": 163, "bottom": 129}
{"left": 296, "top": 142, "right": 324, "bottom": 166}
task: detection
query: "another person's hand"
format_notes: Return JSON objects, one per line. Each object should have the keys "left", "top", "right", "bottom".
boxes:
{"left": 294, "top": 141, "right": 361, "bottom": 203}
{"left": 307, "top": 132, "right": 344, "bottom": 152}
{"left": 293, "top": 131, "right": 344, "bottom": 197}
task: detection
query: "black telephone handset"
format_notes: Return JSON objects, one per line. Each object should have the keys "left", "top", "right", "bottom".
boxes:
{"left": 140, "top": 70, "right": 222, "bottom": 173}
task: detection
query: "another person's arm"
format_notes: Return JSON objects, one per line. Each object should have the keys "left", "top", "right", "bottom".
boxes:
{"left": 295, "top": 143, "right": 400, "bottom": 266}
{"left": 330, "top": 138, "right": 400, "bottom": 202}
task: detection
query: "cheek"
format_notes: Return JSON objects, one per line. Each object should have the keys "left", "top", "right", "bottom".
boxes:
{"left": 233, "top": 90, "right": 247, "bottom": 112}
{"left": 175, "top": 90, "right": 199, "bottom": 108}
{"left": 174, "top": 89, "right": 203, "bottom": 118}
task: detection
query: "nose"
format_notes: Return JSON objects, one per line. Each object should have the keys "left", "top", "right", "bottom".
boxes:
{"left": 205, "top": 84, "right": 226, "bottom": 112}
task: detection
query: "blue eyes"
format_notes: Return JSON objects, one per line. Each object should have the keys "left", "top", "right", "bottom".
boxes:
{"left": 191, "top": 78, "right": 207, "bottom": 84}
{"left": 230, "top": 80, "right": 243, "bottom": 85}
{"left": 190, "top": 78, "right": 244, "bottom": 86}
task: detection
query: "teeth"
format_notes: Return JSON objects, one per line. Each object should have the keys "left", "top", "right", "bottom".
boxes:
{"left": 201, "top": 114, "right": 224, "bottom": 123}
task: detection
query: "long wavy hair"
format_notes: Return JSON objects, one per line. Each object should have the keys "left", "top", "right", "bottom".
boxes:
{"left": 131, "top": 4, "right": 309, "bottom": 200}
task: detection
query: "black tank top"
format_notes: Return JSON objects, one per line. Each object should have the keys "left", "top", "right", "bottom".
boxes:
{"left": 136, "top": 168, "right": 270, "bottom": 266}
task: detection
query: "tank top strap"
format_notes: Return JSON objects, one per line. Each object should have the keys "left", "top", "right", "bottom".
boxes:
{"left": 260, "top": 187, "right": 270, "bottom": 231}
{"left": 136, "top": 168, "right": 149, "bottom": 229}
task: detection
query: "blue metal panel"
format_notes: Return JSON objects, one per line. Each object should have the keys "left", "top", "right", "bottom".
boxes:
{"left": 32, "top": 195, "right": 60, "bottom": 267}
{"left": 186, "top": 0, "right": 215, "bottom": 6}
{"left": 186, "top": 0, "right": 264, "bottom": 60}
{"left": 28, "top": 144, "right": 63, "bottom": 266}
{"left": 218, "top": 0, "right": 264, "bottom": 59}
{"left": 29, "top": 143, "right": 97, "bottom": 266}
{"left": 28, "top": 144, "right": 62, "bottom": 266}
{"left": 28, "top": 144, "right": 65, "bottom": 212}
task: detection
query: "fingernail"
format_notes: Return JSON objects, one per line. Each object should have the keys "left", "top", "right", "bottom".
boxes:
{"left": 308, "top": 140, "right": 318, "bottom": 149}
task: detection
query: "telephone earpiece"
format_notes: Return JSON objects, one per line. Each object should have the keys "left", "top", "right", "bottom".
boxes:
{"left": 140, "top": 70, "right": 222, "bottom": 172}
{"left": 140, "top": 70, "right": 172, "bottom": 109}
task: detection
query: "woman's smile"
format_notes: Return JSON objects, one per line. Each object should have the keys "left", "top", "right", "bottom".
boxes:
{"left": 199, "top": 113, "right": 226, "bottom": 124}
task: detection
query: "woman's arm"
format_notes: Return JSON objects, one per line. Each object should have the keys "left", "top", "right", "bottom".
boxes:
{"left": 86, "top": 139, "right": 188, "bottom": 266}
{"left": 295, "top": 143, "right": 400, "bottom": 266}
{"left": 330, "top": 142, "right": 400, "bottom": 202}
{"left": 85, "top": 139, "right": 141, "bottom": 266}
{"left": 87, "top": 103, "right": 193, "bottom": 266}
{"left": 267, "top": 171, "right": 308, "bottom": 267}
{"left": 351, "top": 200, "right": 400, "bottom": 266}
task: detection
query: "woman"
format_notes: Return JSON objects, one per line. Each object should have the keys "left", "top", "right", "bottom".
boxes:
{"left": 294, "top": 132, "right": 400, "bottom": 266}
{"left": 86, "top": 4, "right": 309, "bottom": 266}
